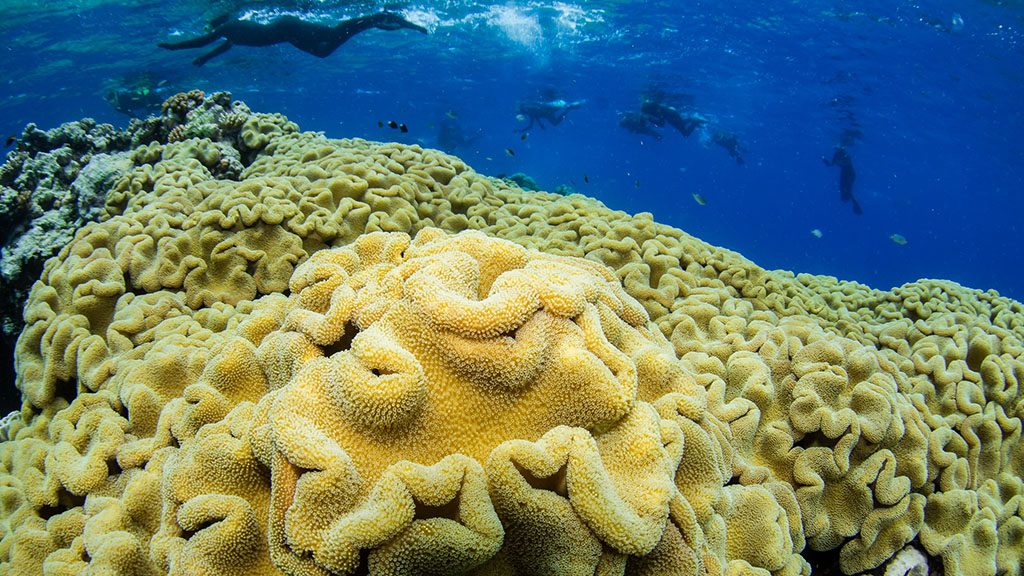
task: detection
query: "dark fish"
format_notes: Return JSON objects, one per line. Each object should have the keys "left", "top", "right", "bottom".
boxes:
{"left": 520, "top": 133, "right": 528, "bottom": 141}
{"left": 505, "top": 148, "right": 515, "bottom": 157}
{"left": 388, "top": 120, "right": 398, "bottom": 129}
{"left": 399, "top": 123, "right": 408, "bottom": 133}
{"left": 583, "top": 174, "right": 589, "bottom": 184}
{"left": 378, "top": 121, "right": 384, "bottom": 128}
{"left": 4, "top": 136, "right": 15, "bottom": 147}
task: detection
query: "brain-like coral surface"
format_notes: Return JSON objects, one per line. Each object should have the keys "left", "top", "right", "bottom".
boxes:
{"left": 0, "top": 91, "right": 257, "bottom": 341}
{"left": 0, "top": 96, "right": 1023, "bottom": 576}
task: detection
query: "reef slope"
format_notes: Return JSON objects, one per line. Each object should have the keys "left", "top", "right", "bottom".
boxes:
{"left": 0, "top": 93, "right": 1022, "bottom": 576}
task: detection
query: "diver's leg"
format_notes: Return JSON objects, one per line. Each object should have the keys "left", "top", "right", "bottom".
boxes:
{"left": 839, "top": 172, "right": 855, "bottom": 201}
{"left": 850, "top": 197, "right": 864, "bottom": 215}
{"left": 669, "top": 117, "right": 696, "bottom": 137}
{"left": 193, "top": 40, "right": 232, "bottom": 66}
{"left": 159, "top": 32, "right": 220, "bottom": 50}
{"left": 679, "top": 118, "right": 699, "bottom": 137}
{"left": 551, "top": 110, "right": 570, "bottom": 125}
{"left": 288, "top": 38, "right": 341, "bottom": 58}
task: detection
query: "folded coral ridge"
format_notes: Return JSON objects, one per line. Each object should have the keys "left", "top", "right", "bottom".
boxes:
{"left": 1, "top": 94, "right": 1022, "bottom": 576}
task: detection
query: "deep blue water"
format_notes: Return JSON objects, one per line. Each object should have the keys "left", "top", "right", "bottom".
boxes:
{"left": 1, "top": 0, "right": 1022, "bottom": 299}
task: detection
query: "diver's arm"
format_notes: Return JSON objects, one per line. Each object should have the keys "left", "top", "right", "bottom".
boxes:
{"left": 643, "top": 127, "right": 663, "bottom": 140}
{"left": 159, "top": 31, "right": 221, "bottom": 50}
{"left": 823, "top": 149, "right": 846, "bottom": 167}
{"left": 850, "top": 197, "right": 863, "bottom": 215}
{"left": 193, "top": 40, "right": 233, "bottom": 66}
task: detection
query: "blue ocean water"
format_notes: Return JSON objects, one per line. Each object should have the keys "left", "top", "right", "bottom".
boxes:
{"left": 1, "top": 0, "right": 1022, "bottom": 299}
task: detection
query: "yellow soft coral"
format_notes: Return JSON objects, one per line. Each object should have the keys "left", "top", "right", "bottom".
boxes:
{"left": 2, "top": 111, "right": 1023, "bottom": 576}
{"left": 260, "top": 229, "right": 703, "bottom": 574}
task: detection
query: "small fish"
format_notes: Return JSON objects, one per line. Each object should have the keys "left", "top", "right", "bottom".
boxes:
{"left": 634, "top": 179, "right": 640, "bottom": 188}
{"left": 583, "top": 174, "right": 589, "bottom": 184}
{"left": 388, "top": 120, "right": 399, "bottom": 129}
{"left": 810, "top": 229, "right": 823, "bottom": 238}
{"left": 399, "top": 123, "right": 408, "bottom": 133}
{"left": 445, "top": 110, "right": 458, "bottom": 119}
{"left": 4, "top": 135, "right": 15, "bottom": 147}
{"left": 520, "top": 133, "right": 528, "bottom": 141}
{"left": 692, "top": 193, "right": 707, "bottom": 206}
{"left": 377, "top": 121, "right": 384, "bottom": 128}
{"left": 505, "top": 148, "right": 515, "bottom": 157}
{"left": 515, "top": 113, "right": 527, "bottom": 122}
{"left": 890, "top": 233, "right": 908, "bottom": 245}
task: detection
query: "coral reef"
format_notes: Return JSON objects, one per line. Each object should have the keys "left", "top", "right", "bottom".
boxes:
{"left": 499, "top": 172, "right": 541, "bottom": 191}
{"left": 0, "top": 92, "right": 265, "bottom": 408}
{"left": 0, "top": 120, "right": 131, "bottom": 336}
{"left": 0, "top": 96, "right": 1022, "bottom": 575}
{"left": 884, "top": 546, "right": 929, "bottom": 576}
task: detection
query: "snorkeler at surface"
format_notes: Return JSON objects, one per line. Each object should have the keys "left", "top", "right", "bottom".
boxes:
{"left": 159, "top": 11, "right": 428, "bottom": 66}
{"left": 823, "top": 146, "right": 863, "bottom": 215}
{"left": 516, "top": 93, "right": 586, "bottom": 131}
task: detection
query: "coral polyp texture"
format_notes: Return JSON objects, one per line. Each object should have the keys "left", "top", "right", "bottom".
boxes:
{"left": 1, "top": 95, "right": 1023, "bottom": 576}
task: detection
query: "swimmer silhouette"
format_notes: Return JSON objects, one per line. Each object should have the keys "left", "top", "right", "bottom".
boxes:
{"left": 640, "top": 95, "right": 706, "bottom": 137}
{"left": 436, "top": 117, "right": 482, "bottom": 153}
{"left": 159, "top": 11, "right": 427, "bottom": 66}
{"left": 707, "top": 128, "right": 746, "bottom": 165}
{"left": 618, "top": 112, "right": 663, "bottom": 140}
{"left": 622, "top": 91, "right": 747, "bottom": 164}
{"left": 516, "top": 92, "right": 585, "bottom": 131}
{"left": 823, "top": 146, "right": 863, "bottom": 215}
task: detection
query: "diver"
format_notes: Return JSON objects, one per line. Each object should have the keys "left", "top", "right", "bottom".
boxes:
{"left": 103, "top": 74, "right": 171, "bottom": 116}
{"left": 436, "top": 117, "right": 481, "bottom": 153}
{"left": 621, "top": 90, "right": 747, "bottom": 164}
{"left": 705, "top": 128, "right": 746, "bottom": 165}
{"left": 617, "top": 112, "right": 662, "bottom": 141}
{"left": 516, "top": 90, "right": 585, "bottom": 131}
{"left": 823, "top": 145, "right": 863, "bottom": 215}
{"left": 639, "top": 95, "right": 707, "bottom": 137}
{"left": 159, "top": 11, "right": 428, "bottom": 66}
